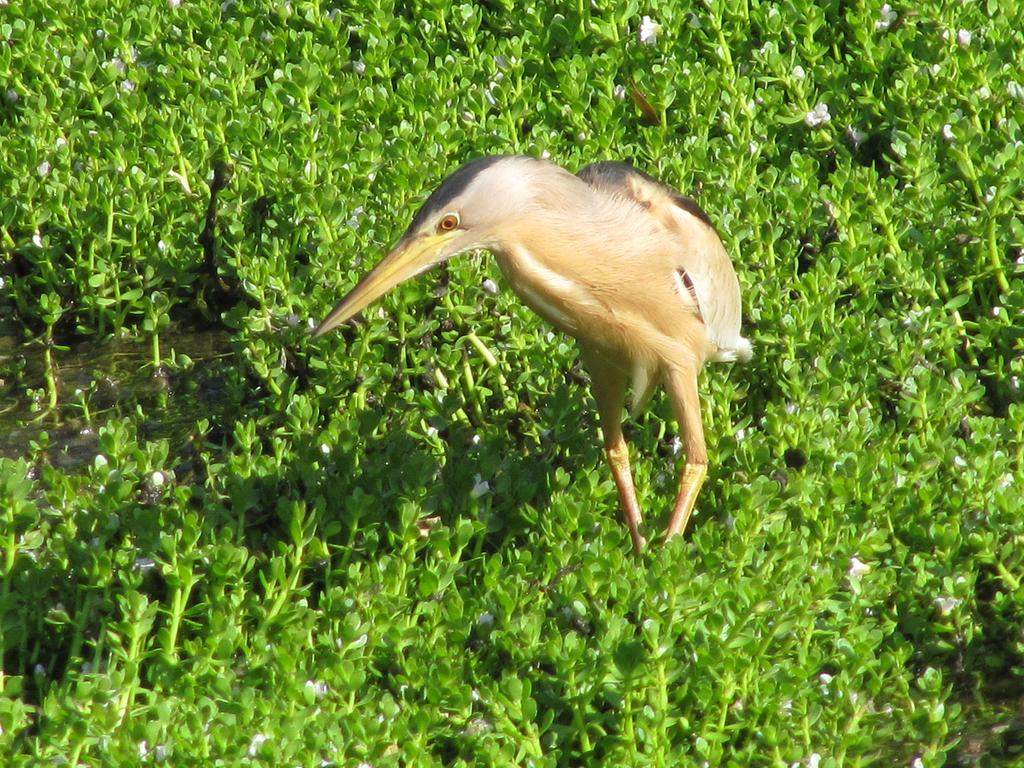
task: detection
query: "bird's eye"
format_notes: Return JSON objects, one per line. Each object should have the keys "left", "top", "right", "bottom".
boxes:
{"left": 438, "top": 212, "right": 460, "bottom": 232}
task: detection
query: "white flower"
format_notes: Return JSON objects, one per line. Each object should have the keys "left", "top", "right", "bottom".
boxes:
{"left": 613, "top": 83, "right": 627, "bottom": 100}
{"left": 957, "top": 28, "right": 972, "bottom": 47}
{"left": 37, "top": 161, "right": 51, "bottom": 177}
{"left": 305, "top": 679, "right": 329, "bottom": 699}
{"left": 470, "top": 475, "right": 491, "bottom": 498}
{"left": 804, "top": 102, "right": 830, "bottom": 127}
{"left": 875, "top": 4, "right": 897, "bottom": 31}
{"left": 942, "top": 123, "right": 955, "bottom": 141}
{"left": 1008, "top": 81, "right": 1024, "bottom": 101}
{"left": 150, "top": 470, "right": 165, "bottom": 487}
{"left": 808, "top": 754, "right": 821, "bottom": 768}
{"left": 168, "top": 0, "right": 181, "bottom": 8}
{"left": 248, "top": 733, "right": 269, "bottom": 757}
{"left": 848, "top": 557, "right": 871, "bottom": 578}
{"left": 934, "top": 596, "right": 960, "bottom": 616}
{"left": 477, "top": 611, "right": 494, "bottom": 626}
{"left": 639, "top": 15, "right": 661, "bottom": 46}
{"left": 847, "top": 125, "right": 867, "bottom": 147}
{"left": 346, "top": 205, "right": 365, "bottom": 228}
{"left": 792, "top": 65, "right": 805, "bottom": 80}
{"left": 353, "top": 59, "right": 366, "bottom": 76}
{"left": 32, "top": 230, "right": 44, "bottom": 248}
{"left": 482, "top": 278, "right": 498, "bottom": 294}
{"left": 120, "top": 79, "right": 135, "bottom": 93}
{"left": 6, "top": 88, "right": 18, "bottom": 103}
{"left": 911, "top": 758, "right": 925, "bottom": 768}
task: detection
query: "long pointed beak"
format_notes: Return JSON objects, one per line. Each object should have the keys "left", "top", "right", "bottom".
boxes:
{"left": 312, "top": 231, "right": 457, "bottom": 338}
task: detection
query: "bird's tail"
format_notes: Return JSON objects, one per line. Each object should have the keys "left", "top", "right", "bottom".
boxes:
{"left": 712, "top": 336, "right": 753, "bottom": 364}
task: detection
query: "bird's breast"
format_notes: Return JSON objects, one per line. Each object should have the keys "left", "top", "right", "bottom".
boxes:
{"left": 493, "top": 244, "right": 609, "bottom": 339}
{"left": 497, "top": 252, "right": 578, "bottom": 331}
{"left": 494, "top": 242, "right": 663, "bottom": 371}
{"left": 493, "top": 236, "right": 713, "bottom": 373}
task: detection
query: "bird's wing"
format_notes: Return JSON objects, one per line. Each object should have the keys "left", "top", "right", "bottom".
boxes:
{"left": 577, "top": 161, "right": 749, "bottom": 361}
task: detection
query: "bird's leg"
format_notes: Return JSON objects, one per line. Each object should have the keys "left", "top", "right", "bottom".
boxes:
{"left": 606, "top": 430, "right": 647, "bottom": 553}
{"left": 587, "top": 357, "right": 647, "bottom": 552}
{"left": 665, "top": 367, "right": 708, "bottom": 540}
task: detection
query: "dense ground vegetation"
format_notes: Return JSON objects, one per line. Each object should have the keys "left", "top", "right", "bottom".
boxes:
{"left": 1, "top": 1, "right": 1022, "bottom": 765}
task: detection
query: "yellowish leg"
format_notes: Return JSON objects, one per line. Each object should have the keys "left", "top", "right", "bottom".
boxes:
{"left": 587, "top": 355, "right": 646, "bottom": 552}
{"left": 666, "top": 463, "right": 707, "bottom": 539}
{"left": 665, "top": 367, "right": 708, "bottom": 540}
{"left": 606, "top": 437, "right": 647, "bottom": 553}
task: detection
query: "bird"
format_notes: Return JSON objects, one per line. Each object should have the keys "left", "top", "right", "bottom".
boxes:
{"left": 313, "top": 155, "right": 751, "bottom": 552}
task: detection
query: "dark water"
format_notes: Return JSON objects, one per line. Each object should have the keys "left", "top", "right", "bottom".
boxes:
{"left": 0, "top": 326, "right": 235, "bottom": 468}
{"left": 950, "top": 696, "right": 1024, "bottom": 766}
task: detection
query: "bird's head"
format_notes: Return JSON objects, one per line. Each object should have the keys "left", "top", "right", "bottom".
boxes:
{"left": 313, "top": 155, "right": 543, "bottom": 337}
